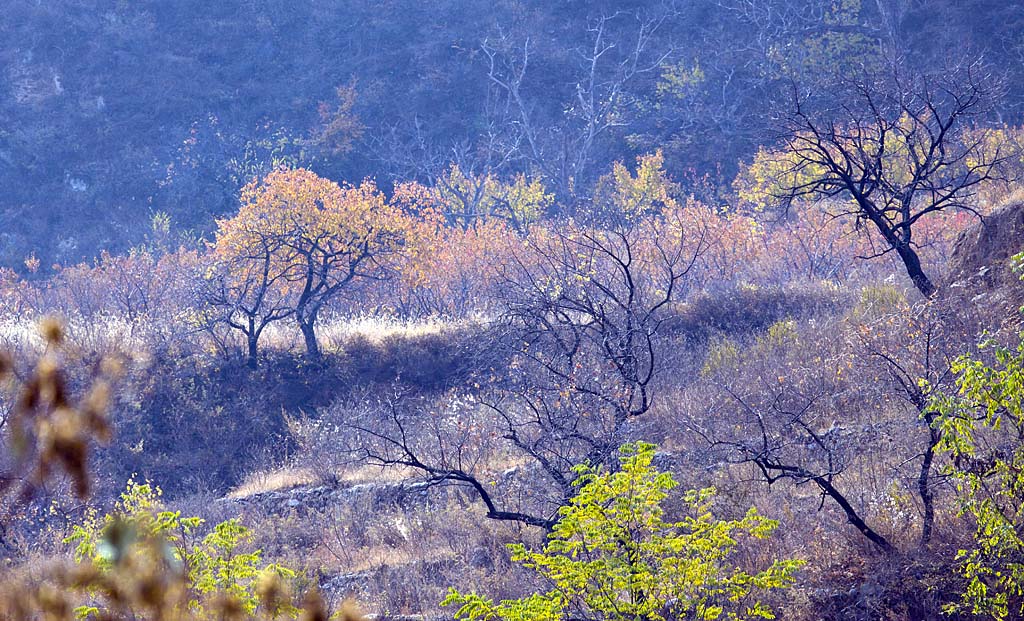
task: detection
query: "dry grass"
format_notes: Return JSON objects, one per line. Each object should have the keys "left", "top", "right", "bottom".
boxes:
{"left": 226, "top": 467, "right": 322, "bottom": 499}
{"left": 316, "top": 314, "right": 486, "bottom": 353}
{"left": 331, "top": 464, "right": 421, "bottom": 485}
{"left": 313, "top": 536, "right": 460, "bottom": 575}
{"left": 320, "top": 315, "right": 462, "bottom": 344}
{"left": 0, "top": 315, "right": 154, "bottom": 363}
{"left": 0, "top": 318, "right": 45, "bottom": 351}
{"left": 220, "top": 314, "right": 482, "bottom": 356}
{"left": 227, "top": 464, "right": 429, "bottom": 499}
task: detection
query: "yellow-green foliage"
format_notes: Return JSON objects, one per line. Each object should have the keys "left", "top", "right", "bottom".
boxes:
{"left": 733, "top": 146, "right": 825, "bottom": 212}
{"left": 0, "top": 320, "right": 334, "bottom": 621}
{"left": 657, "top": 61, "right": 705, "bottom": 98}
{"left": 758, "top": 320, "right": 798, "bottom": 351}
{"left": 442, "top": 443, "right": 803, "bottom": 621}
{"left": 594, "top": 151, "right": 678, "bottom": 219}
{"left": 702, "top": 336, "right": 740, "bottom": 378}
{"left": 436, "top": 164, "right": 552, "bottom": 229}
{"left": 768, "top": 0, "right": 880, "bottom": 79}
{"left": 65, "top": 479, "right": 300, "bottom": 619}
{"left": 929, "top": 254, "right": 1024, "bottom": 619}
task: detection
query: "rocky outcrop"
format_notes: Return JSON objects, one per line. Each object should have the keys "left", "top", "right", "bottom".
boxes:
{"left": 940, "top": 200, "right": 1024, "bottom": 333}
{"left": 217, "top": 480, "right": 436, "bottom": 516}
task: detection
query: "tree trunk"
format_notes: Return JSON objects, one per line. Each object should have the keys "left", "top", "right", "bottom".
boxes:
{"left": 919, "top": 413, "right": 940, "bottom": 547}
{"left": 812, "top": 473, "right": 895, "bottom": 553}
{"left": 896, "top": 244, "right": 937, "bottom": 298}
{"left": 246, "top": 334, "right": 259, "bottom": 369}
{"left": 299, "top": 318, "right": 320, "bottom": 360}
{"left": 770, "top": 461, "right": 895, "bottom": 553}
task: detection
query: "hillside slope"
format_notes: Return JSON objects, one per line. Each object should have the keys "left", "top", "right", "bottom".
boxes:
{"left": 3, "top": 0, "right": 1023, "bottom": 267}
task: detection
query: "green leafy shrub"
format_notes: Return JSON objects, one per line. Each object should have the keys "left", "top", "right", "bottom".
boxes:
{"left": 929, "top": 252, "right": 1024, "bottom": 619}
{"left": 442, "top": 442, "right": 803, "bottom": 621}
{"left": 65, "top": 479, "right": 301, "bottom": 619}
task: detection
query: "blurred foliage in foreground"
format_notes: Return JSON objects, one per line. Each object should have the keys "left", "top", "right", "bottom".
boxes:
{"left": 0, "top": 318, "right": 346, "bottom": 621}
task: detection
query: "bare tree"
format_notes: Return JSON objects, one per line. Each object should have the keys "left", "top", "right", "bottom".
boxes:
{"left": 687, "top": 296, "right": 963, "bottom": 554}
{"left": 851, "top": 302, "right": 956, "bottom": 548}
{"left": 774, "top": 60, "right": 1008, "bottom": 297}
{"left": 482, "top": 10, "right": 674, "bottom": 203}
{"left": 336, "top": 202, "right": 712, "bottom": 528}
{"left": 719, "top": 0, "right": 882, "bottom": 66}
{"left": 697, "top": 375, "right": 897, "bottom": 553}
{"left": 369, "top": 9, "right": 675, "bottom": 210}
{"left": 370, "top": 115, "right": 522, "bottom": 209}
{"left": 336, "top": 388, "right": 556, "bottom": 527}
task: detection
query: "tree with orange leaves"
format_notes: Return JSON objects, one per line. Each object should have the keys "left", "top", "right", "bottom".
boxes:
{"left": 212, "top": 168, "right": 410, "bottom": 361}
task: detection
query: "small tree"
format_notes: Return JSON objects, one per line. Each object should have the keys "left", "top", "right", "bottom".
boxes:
{"left": 213, "top": 168, "right": 411, "bottom": 360}
{"left": 431, "top": 164, "right": 552, "bottom": 232}
{"left": 442, "top": 442, "right": 803, "bottom": 621}
{"left": 202, "top": 234, "right": 294, "bottom": 368}
{"left": 742, "top": 62, "right": 1008, "bottom": 297}
{"left": 344, "top": 155, "right": 713, "bottom": 529}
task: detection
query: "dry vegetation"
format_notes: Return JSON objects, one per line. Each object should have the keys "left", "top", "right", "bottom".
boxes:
{"left": 3, "top": 48, "right": 1024, "bottom": 621}
{"left": 3, "top": 201, "right": 1023, "bottom": 618}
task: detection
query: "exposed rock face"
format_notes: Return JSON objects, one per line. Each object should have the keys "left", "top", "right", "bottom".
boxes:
{"left": 941, "top": 200, "right": 1024, "bottom": 333}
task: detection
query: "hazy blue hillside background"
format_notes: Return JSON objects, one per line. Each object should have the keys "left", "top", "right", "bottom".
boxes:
{"left": 3, "top": 0, "right": 1023, "bottom": 267}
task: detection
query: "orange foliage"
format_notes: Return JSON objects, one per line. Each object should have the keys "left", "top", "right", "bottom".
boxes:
{"left": 362, "top": 182, "right": 520, "bottom": 317}
{"left": 215, "top": 168, "right": 412, "bottom": 296}
{"left": 2, "top": 151, "right": 995, "bottom": 353}
{"left": 211, "top": 168, "right": 420, "bottom": 355}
